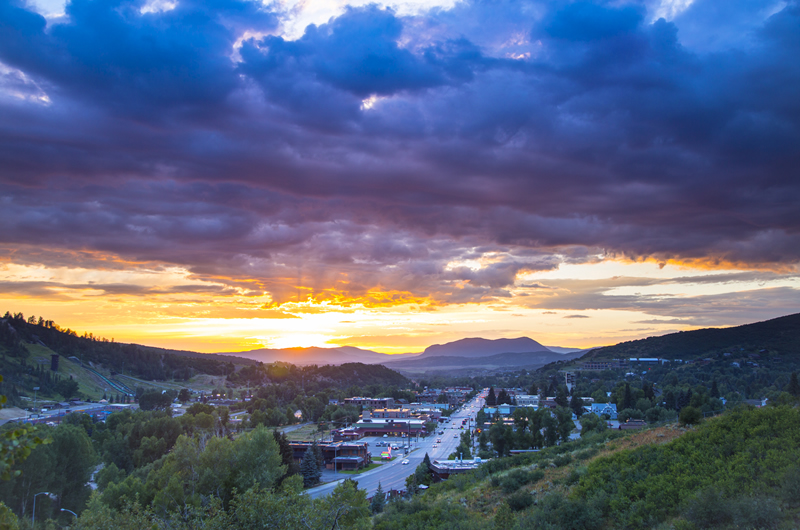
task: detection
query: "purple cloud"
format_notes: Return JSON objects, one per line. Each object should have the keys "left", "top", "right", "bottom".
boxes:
{"left": 0, "top": 0, "right": 798, "bottom": 308}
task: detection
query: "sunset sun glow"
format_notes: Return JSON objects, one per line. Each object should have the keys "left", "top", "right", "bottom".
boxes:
{"left": 1, "top": 0, "right": 798, "bottom": 355}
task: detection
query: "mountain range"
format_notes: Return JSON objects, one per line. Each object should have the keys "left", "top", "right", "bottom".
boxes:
{"left": 213, "top": 312, "right": 800, "bottom": 373}
{"left": 214, "top": 336, "right": 583, "bottom": 370}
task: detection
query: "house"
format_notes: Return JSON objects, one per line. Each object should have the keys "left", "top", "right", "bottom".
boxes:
{"left": 590, "top": 402, "right": 618, "bottom": 420}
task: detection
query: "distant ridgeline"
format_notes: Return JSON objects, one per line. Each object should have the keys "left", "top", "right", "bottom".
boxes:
{"left": 582, "top": 312, "right": 800, "bottom": 362}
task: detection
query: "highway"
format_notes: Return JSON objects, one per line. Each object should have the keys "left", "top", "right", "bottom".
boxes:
{"left": 306, "top": 394, "right": 485, "bottom": 499}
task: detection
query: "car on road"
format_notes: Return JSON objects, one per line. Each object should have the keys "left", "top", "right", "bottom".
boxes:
{"left": 402, "top": 460, "right": 409, "bottom": 465}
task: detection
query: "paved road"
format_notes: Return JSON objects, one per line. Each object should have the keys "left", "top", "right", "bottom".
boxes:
{"left": 306, "top": 395, "right": 485, "bottom": 499}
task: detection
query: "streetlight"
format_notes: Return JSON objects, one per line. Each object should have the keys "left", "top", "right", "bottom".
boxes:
{"left": 33, "top": 491, "right": 55, "bottom": 527}
{"left": 61, "top": 508, "right": 77, "bottom": 530}
{"left": 31, "top": 387, "right": 40, "bottom": 421}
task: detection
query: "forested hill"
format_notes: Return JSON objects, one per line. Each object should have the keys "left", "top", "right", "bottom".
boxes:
{"left": 227, "top": 361, "right": 409, "bottom": 390}
{"left": 582, "top": 312, "right": 800, "bottom": 362}
{"left": 0, "top": 312, "right": 232, "bottom": 381}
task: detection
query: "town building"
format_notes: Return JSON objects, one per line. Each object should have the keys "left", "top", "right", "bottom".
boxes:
{"left": 428, "top": 458, "right": 486, "bottom": 481}
{"left": 288, "top": 441, "right": 371, "bottom": 471}
{"left": 334, "top": 417, "right": 428, "bottom": 439}
{"left": 590, "top": 402, "right": 618, "bottom": 419}
{"left": 344, "top": 397, "right": 395, "bottom": 409}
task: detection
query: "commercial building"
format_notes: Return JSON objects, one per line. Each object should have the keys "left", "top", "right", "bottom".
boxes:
{"left": 288, "top": 441, "right": 372, "bottom": 471}
{"left": 334, "top": 418, "right": 428, "bottom": 439}
{"left": 366, "top": 407, "right": 411, "bottom": 419}
{"left": 344, "top": 397, "right": 395, "bottom": 409}
{"left": 428, "top": 458, "right": 486, "bottom": 481}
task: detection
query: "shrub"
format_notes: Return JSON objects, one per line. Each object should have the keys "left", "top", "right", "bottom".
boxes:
{"left": 780, "top": 466, "right": 800, "bottom": 506}
{"left": 553, "top": 454, "right": 572, "bottom": 467}
{"left": 575, "top": 448, "right": 598, "bottom": 461}
{"left": 679, "top": 406, "right": 702, "bottom": 426}
{"left": 507, "top": 490, "right": 533, "bottom": 512}
{"left": 496, "top": 469, "right": 544, "bottom": 493}
{"left": 683, "top": 488, "right": 732, "bottom": 528}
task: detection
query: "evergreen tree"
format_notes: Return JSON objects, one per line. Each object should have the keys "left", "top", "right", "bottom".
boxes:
{"left": 643, "top": 381, "right": 655, "bottom": 401}
{"left": 272, "top": 430, "right": 300, "bottom": 482}
{"left": 529, "top": 381, "right": 538, "bottom": 396}
{"left": 311, "top": 440, "right": 324, "bottom": 475}
{"left": 710, "top": 380, "right": 720, "bottom": 398}
{"left": 664, "top": 390, "right": 676, "bottom": 410}
{"left": 555, "top": 385, "right": 569, "bottom": 408}
{"left": 422, "top": 452, "right": 431, "bottom": 468}
{"left": 497, "top": 389, "right": 511, "bottom": 405}
{"left": 788, "top": 372, "right": 800, "bottom": 397}
{"left": 370, "top": 482, "right": 386, "bottom": 514}
{"left": 300, "top": 446, "right": 321, "bottom": 487}
{"left": 570, "top": 393, "right": 584, "bottom": 417}
{"left": 623, "top": 383, "right": 634, "bottom": 410}
{"left": 486, "top": 387, "right": 497, "bottom": 406}
{"left": 547, "top": 378, "right": 558, "bottom": 397}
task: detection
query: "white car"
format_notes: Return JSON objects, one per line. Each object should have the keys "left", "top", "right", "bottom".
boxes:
{"left": 402, "top": 460, "right": 409, "bottom": 465}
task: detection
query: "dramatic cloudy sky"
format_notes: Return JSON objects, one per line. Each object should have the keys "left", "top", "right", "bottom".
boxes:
{"left": 1, "top": 0, "right": 798, "bottom": 353}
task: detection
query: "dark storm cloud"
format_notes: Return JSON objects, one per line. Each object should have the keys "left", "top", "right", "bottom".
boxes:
{"left": 1, "top": 0, "right": 799, "bottom": 306}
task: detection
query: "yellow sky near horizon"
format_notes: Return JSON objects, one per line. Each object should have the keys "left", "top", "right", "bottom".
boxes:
{"left": 3, "top": 257, "right": 797, "bottom": 354}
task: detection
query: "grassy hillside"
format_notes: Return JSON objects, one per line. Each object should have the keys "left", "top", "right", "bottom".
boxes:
{"left": 582, "top": 312, "right": 800, "bottom": 362}
{"left": 375, "top": 405, "right": 800, "bottom": 530}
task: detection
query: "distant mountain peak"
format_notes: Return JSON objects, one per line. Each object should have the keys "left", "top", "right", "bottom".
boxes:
{"left": 419, "top": 337, "right": 550, "bottom": 358}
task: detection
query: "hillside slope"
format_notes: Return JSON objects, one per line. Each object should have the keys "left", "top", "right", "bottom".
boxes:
{"left": 581, "top": 312, "right": 800, "bottom": 362}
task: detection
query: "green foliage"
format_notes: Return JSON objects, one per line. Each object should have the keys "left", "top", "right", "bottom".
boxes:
{"left": 54, "top": 376, "right": 80, "bottom": 399}
{"left": 77, "top": 474, "right": 372, "bottom": 530}
{"left": 517, "top": 493, "right": 603, "bottom": 529}
{"left": 780, "top": 466, "right": 800, "bottom": 506}
{"left": 580, "top": 413, "right": 607, "bottom": 437}
{"left": 375, "top": 496, "right": 490, "bottom": 530}
{"left": 506, "top": 489, "right": 533, "bottom": 512}
{"left": 683, "top": 489, "right": 782, "bottom": 529}
{"left": 491, "top": 468, "right": 544, "bottom": 494}
{"left": 0, "top": 423, "right": 95, "bottom": 520}
{"left": 101, "top": 426, "right": 284, "bottom": 515}
{"left": 0, "top": 422, "right": 50, "bottom": 481}
{"left": 788, "top": 372, "right": 800, "bottom": 397}
{"left": 0, "top": 502, "right": 19, "bottom": 530}
{"left": 679, "top": 405, "right": 702, "bottom": 426}
{"left": 300, "top": 445, "right": 321, "bottom": 488}
{"left": 371, "top": 482, "right": 386, "bottom": 514}
{"left": 493, "top": 503, "right": 514, "bottom": 529}
{"left": 571, "top": 406, "right": 800, "bottom": 527}
{"left": 138, "top": 390, "right": 174, "bottom": 411}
